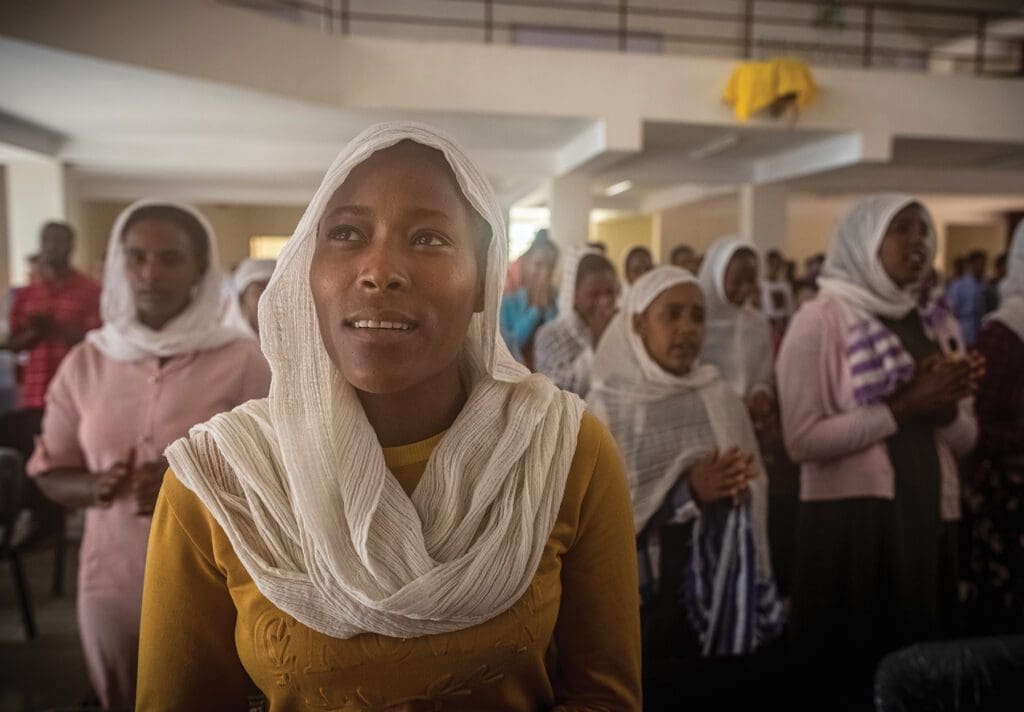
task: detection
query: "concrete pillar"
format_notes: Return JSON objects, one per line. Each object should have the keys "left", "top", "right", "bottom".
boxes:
{"left": 4, "top": 157, "right": 66, "bottom": 287}
{"left": 739, "top": 183, "right": 788, "bottom": 254}
{"left": 548, "top": 173, "right": 592, "bottom": 251}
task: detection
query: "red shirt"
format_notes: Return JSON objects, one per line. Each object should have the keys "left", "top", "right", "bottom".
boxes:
{"left": 9, "top": 269, "right": 101, "bottom": 409}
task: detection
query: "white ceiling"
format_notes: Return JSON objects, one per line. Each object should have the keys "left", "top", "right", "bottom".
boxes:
{"left": 0, "top": 37, "right": 593, "bottom": 205}
{"left": 2, "top": 32, "right": 1022, "bottom": 215}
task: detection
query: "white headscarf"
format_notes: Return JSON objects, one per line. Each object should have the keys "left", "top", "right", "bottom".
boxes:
{"left": 587, "top": 266, "right": 779, "bottom": 653}
{"left": 87, "top": 199, "right": 246, "bottom": 361}
{"left": 222, "top": 258, "right": 277, "bottom": 338}
{"left": 166, "top": 123, "right": 584, "bottom": 639}
{"left": 817, "top": 194, "right": 937, "bottom": 319}
{"left": 987, "top": 220, "right": 1024, "bottom": 341}
{"left": 697, "top": 237, "right": 774, "bottom": 398}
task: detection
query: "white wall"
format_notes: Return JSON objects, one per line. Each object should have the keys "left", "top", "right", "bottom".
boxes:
{"left": 3, "top": 158, "right": 66, "bottom": 287}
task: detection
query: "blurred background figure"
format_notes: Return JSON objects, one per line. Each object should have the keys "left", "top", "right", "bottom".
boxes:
{"left": 622, "top": 245, "right": 655, "bottom": 287}
{"left": 669, "top": 244, "right": 702, "bottom": 274}
{"left": 947, "top": 249, "right": 988, "bottom": 348}
{"left": 761, "top": 248, "right": 795, "bottom": 352}
{"left": 500, "top": 229, "right": 558, "bottom": 368}
{"left": 223, "top": 257, "right": 276, "bottom": 341}
{"left": 534, "top": 248, "right": 618, "bottom": 395}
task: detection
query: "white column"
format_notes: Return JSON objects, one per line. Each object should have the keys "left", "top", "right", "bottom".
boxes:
{"left": 739, "top": 183, "right": 788, "bottom": 253}
{"left": 4, "top": 157, "right": 66, "bottom": 287}
{"left": 548, "top": 172, "right": 592, "bottom": 251}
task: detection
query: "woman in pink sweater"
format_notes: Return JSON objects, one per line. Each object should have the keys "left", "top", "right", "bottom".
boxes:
{"left": 776, "top": 195, "right": 982, "bottom": 706}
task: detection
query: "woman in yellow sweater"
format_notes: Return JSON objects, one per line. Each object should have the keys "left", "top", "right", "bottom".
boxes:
{"left": 136, "top": 123, "right": 641, "bottom": 711}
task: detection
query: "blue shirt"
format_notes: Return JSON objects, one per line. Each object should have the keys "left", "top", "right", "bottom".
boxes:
{"left": 499, "top": 288, "right": 558, "bottom": 365}
{"left": 947, "top": 274, "right": 985, "bottom": 347}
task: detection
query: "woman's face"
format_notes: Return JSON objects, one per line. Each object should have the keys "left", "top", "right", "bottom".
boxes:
{"left": 633, "top": 283, "right": 705, "bottom": 376}
{"left": 878, "top": 203, "right": 930, "bottom": 288}
{"left": 722, "top": 249, "right": 759, "bottom": 306}
{"left": 310, "top": 141, "right": 485, "bottom": 395}
{"left": 574, "top": 269, "right": 618, "bottom": 322}
{"left": 123, "top": 219, "right": 205, "bottom": 331}
{"left": 625, "top": 249, "right": 654, "bottom": 285}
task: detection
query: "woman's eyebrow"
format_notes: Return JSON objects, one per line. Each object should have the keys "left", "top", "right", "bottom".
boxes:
{"left": 321, "top": 205, "right": 451, "bottom": 221}
{"left": 322, "top": 204, "right": 374, "bottom": 220}
{"left": 406, "top": 207, "right": 451, "bottom": 221}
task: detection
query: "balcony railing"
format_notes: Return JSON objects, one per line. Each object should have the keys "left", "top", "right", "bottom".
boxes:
{"left": 222, "top": 0, "right": 1024, "bottom": 76}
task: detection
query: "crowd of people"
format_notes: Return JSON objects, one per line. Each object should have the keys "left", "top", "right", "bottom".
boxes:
{"left": 0, "top": 122, "right": 1021, "bottom": 711}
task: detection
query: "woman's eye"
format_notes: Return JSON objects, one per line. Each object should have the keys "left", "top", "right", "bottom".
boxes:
{"left": 414, "top": 232, "right": 449, "bottom": 247}
{"left": 327, "top": 226, "right": 359, "bottom": 242}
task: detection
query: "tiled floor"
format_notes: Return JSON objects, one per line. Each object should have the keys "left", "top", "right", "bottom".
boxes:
{"left": 1, "top": 519, "right": 92, "bottom": 712}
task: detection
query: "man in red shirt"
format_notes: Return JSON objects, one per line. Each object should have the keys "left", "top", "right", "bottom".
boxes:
{"left": 2, "top": 221, "right": 101, "bottom": 458}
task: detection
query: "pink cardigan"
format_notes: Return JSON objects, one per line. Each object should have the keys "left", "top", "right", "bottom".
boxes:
{"left": 776, "top": 295, "right": 976, "bottom": 521}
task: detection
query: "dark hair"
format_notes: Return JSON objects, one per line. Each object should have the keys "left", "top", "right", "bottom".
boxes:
{"left": 469, "top": 210, "right": 493, "bottom": 272}
{"left": 968, "top": 250, "right": 988, "bottom": 263}
{"left": 766, "top": 249, "right": 783, "bottom": 261}
{"left": 42, "top": 221, "right": 74, "bottom": 242}
{"left": 575, "top": 253, "right": 615, "bottom": 290}
{"left": 669, "top": 244, "right": 695, "bottom": 261}
{"left": 525, "top": 229, "right": 559, "bottom": 259}
{"left": 625, "top": 245, "right": 652, "bottom": 264}
{"left": 732, "top": 246, "right": 758, "bottom": 263}
{"left": 995, "top": 253, "right": 1007, "bottom": 271}
{"left": 120, "top": 205, "right": 210, "bottom": 270}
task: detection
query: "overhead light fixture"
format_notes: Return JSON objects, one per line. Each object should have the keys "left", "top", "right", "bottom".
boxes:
{"left": 603, "top": 180, "right": 633, "bottom": 197}
{"left": 688, "top": 133, "right": 740, "bottom": 160}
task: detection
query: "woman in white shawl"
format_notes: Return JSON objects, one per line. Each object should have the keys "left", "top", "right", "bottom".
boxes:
{"left": 964, "top": 219, "right": 1024, "bottom": 635}
{"left": 697, "top": 237, "right": 775, "bottom": 413}
{"left": 28, "top": 201, "right": 270, "bottom": 709}
{"left": 588, "top": 265, "right": 782, "bottom": 670}
{"left": 137, "top": 123, "right": 641, "bottom": 711}
{"left": 223, "top": 257, "right": 276, "bottom": 340}
{"left": 534, "top": 246, "right": 618, "bottom": 395}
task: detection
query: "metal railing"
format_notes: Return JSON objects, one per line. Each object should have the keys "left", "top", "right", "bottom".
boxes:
{"left": 223, "top": 0, "right": 1024, "bottom": 76}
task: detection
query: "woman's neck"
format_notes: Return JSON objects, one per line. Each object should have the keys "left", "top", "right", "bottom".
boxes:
{"left": 358, "top": 364, "right": 467, "bottom": 448}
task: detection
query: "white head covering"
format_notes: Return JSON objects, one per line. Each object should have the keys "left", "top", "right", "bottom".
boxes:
{"left": 587, "top": 266, "right": 779, "bottom": 652}
{"left": 593, "top": 265, "right": 719, "bottom": 400}
{"left": 87, "top": 199, "right": 245, "bottom": 361}
{"left": 222, "top": 258, "right": 277, "bottom": 338}
{"left": 166, "top": 123, "right": 584, "bottom": 639}
{"left": 697, "top": 237, "right": 774, "bottom": 398}
{"left": 234, "top": 258, "right": 277, "bottom": 296}
{"left": 987, "top": 220, "right": 1024, "bottom": 341}
{"left": 817, "top": 194, "right": 937, "bottom": 319}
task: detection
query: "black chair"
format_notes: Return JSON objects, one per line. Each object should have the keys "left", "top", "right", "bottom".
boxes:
{"left": 0, "top": 446, "right": 36, "bottom": 639}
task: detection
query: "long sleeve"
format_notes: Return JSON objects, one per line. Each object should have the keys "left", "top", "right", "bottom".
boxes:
{"left": 136, "top": 473, "right": 254, "bottom": 711}
{"left": 777, "top": 302, "right": 898, "bottom": 464}
{"left": 26, "top": 346, "right": 86, "bottom": 475}
{"left": 552, "top": 416, "right": 642, "bottom": 711}
{"left": 974, "top": 320, "right": 1024, "bottom": 457}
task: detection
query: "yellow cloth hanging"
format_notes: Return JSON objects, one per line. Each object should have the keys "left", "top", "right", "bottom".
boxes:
{"left": 723, "top": 57, "right": 818, "bottom": 121}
